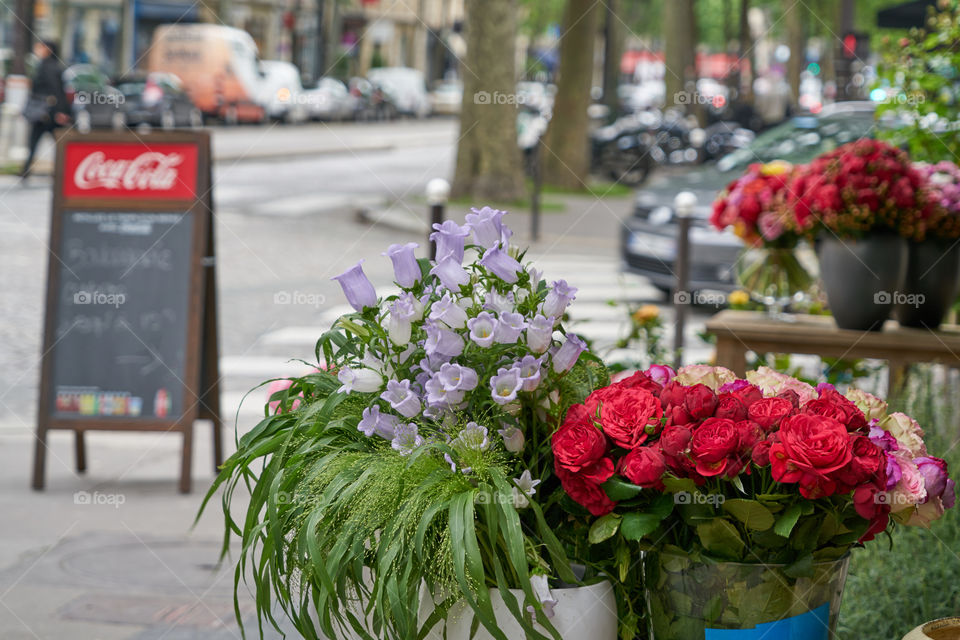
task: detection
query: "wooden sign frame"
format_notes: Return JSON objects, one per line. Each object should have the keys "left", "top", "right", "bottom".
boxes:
{"left": 33, "top": 130, "right": 222, "bottom": 493}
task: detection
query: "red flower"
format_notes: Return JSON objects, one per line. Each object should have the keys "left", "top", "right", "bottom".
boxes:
{"left": 616, "top": 370, "right": 663, "bottom": 394}
{"left": 715, "top": 395, "right": 748, "bottom": 421}
{"left": 736, "top": 420, "right": 765, "bottom": 453}
{"left": 619, "top": 446, "right": 666, "bottom": 489}
{"left": 804, "top": 388, "right": 867, "bottom": 432}
{"left": 770, "top": 414, "right": 853, "bottom": 499}
{"left": 660, "top": 425, "right": 692, "bottom": 457}
{"left": 747, "top": 397, "right": 794, "bottom": 431}
{"left": 689, "top": 418, "right": 741, "bottom": 478}
{"left": 833, "top": 435, "right": 886, "bottom": 490}
{"left": 853, "top": 483, "right": 890, "bottom": 543}
{"left": 597, "top": 387, "right": 663, "bottom": 449}
{"left": 659, "top": 380, "right": 686, "bottom": 409}
{"left": 556, "top": 466, "right": 616, "bottom": 516}
{"left": 684, "top": 383, "right": 718, "bottom": 420}
{"left": 552, "top": 404, "right": 608, "bottom": 476}
{"left": 752, "top": 439, "right": 772, "bottom": 467}
{"left": 665, "top": 404, "right": 693, "bottom": 427}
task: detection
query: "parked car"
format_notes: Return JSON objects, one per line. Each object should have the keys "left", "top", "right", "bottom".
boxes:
{"left": 430, "top": 80, "right": 462, "bottom": 116}
{"left": 148, "top": 23, "right": 265, "bottom": 124}
{"left": 63, "top": 64, "right": 126, "bottom": 130}
{"left": 366, "top": 67, "right": 431, "bottom": 118}
{"left": 350, "top": 76, "right": 398, "bottom": 121}
{"left": 259, "top": 60, "right": 309, "bottom": 123}
{"left": 303, "top": 77, "right": 358, "bottom": 120}
{"left": 115, "top": 72, "right": 202, "bottom": 128}
{"left": 621, "top": 101, "right": 878, "bottom": 295}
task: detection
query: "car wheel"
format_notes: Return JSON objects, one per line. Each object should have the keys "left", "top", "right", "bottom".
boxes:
{"left": 111, "top": 110, "right": 126, "bottom": 130}
{"left": 160, "top": 110, "right": 176, "bottom": 129}
{"left": 189, "top": 109, "right": 203, "bottom": 128}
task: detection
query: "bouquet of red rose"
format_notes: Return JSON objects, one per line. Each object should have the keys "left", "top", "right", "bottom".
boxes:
{"left": 552, "top": 364, "right": 955, "bottom": 638}
{"left": 711, "top": 160, "right": 797, "bottom": 247}
{"left": 784, "top": 139, "right": 934, "bottom": 240}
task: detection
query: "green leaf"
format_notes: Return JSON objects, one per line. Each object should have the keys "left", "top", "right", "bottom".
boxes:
{"left": 722, "top": 499, "right": 775, "bottom": 531}
{"left": 662, "top": 476, "right": 697, "bottom": 494}
{"left": 615, "top": 543, "right": 631, "bottom": 583}
{"left": 740, "top": 579, "right": 794, "bottom": 627}
{"left": 620, "top": 512, "right": 662, "bottom": 541}
{"left": 589, "top": 513, "right": 622, "bottom": 543}
{"left": 774, "top": 503, "right": 803, "bottom": 538}
{"left": 731, "top": 475, "right": 746, "bottom": 494}
{"left": 602, "top": 477, "right": 644, "bottom": 501}
{"left": 784, "top": 553, "right": 815, "bottom": 578}
{"left": 696, "top": 518, "right": 745, "bottom": 560}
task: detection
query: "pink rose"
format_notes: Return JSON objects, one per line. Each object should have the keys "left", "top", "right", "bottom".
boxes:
{"left": 878, "top": 412, "right": 927, "bottom": 457}
{"left": 888, "top": 451, "right": 928, "bottom": 513}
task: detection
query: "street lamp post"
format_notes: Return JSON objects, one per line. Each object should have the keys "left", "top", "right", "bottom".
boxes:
{"left": 673, "top": 191, "right": 697, "bottom": 370}
{"left": 425, "top": 178, "right": 450, "bottom": 260}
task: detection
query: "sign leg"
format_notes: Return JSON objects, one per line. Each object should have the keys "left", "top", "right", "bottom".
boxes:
{"left": 32, "top": 426, "right": 48, "bottom": 490}
{"left": 179, "top": 424, "right": 193, "bottom": 494}
{"left": 75, "top": 431, "right": 87, "bottom": 473}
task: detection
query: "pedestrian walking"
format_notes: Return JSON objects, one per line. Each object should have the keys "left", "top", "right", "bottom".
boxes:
{"left": 20, "top": 39, "right": 70, "bottom": 179}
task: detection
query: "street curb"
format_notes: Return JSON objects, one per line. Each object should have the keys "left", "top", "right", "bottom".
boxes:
{"left": 355, "top": 206, "right": 429, "bottom": 235}
{"left": 214, "top": 143, "right": 395, "bottom": 164}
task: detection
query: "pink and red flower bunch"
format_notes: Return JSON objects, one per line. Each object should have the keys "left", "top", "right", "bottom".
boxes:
{"left": 913, "top": 161, "right": 960, "bottom": 240}
{"left": 551, "top": 364, "right": 955, "bottom": 544}
{"left": 783, "top": 139, "right": 934, "bottom": 240}
{"left": 711, "top": 161, "right": 796, "bottom": 246}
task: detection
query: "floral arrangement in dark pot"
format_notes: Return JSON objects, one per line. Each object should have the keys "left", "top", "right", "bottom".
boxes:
{"left": 200, "top": 209, "right": 619, "bottom": 640}
{"left": 551, "top": 364, "right": 955, "bottom": 640}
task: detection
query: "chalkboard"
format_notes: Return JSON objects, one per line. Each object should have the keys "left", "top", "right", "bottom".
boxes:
{"left": 48, "top": 210, "right": 194, "bottom": 421}
{"left": 34, "top": 130, "right": 221, "bottom": 494}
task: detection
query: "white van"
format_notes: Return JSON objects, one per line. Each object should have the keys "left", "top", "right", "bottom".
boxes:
{"left": 258, "top": 60, "right": 309, "bottom": 124}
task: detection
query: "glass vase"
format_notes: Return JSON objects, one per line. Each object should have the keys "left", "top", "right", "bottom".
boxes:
{"left": 735, "top": 247, "right": 814, "bottom": 319}
{"left": 644, "top": 552, "right": 850, "bottom": 640}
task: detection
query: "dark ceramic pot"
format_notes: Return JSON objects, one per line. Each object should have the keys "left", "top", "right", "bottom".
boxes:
{"left": 816, "top": 234, "right": 908, "bottom": 331}
{"left": 894, "top": 239, "right": 960, "bottom": 329}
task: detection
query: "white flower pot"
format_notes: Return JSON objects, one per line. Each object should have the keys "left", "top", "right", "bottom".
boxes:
{"left": 902, "top": 617, "right": 960, "bottom": 640}
{"left": 418, "top": 580, "right": 618, "bottom": 640}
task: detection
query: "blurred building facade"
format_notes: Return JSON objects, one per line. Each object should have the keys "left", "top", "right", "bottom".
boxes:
{"left": 1, "top": 0, "right": 463, "bottom": 83}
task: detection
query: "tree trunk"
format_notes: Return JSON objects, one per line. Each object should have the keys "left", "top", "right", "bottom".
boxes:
{"left": 602, "top": 0, "right": 624, "bottom": 116}
{"left": 784, "top": 0, "right": 804, "bottom": 112}
{"left": 541, "top": 0, "right": 600, "bottom": 190}
{"left": 11, "top": 0, "right": 36, "bottom": 75}
{"left": 664, "top": 0, "right": 697, "bottom": 112}
{"left": 451, "top": 0, "right": 525, "bottom": 202}
{"left": 738, "top": 0, "right": 753, "bottom": 103}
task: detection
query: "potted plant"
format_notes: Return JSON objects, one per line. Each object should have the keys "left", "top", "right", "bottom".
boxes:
{"left": 895, "top": 161, "right": 960, "bottom": 329}
{"left": 711, "top": 161, "right": 814, "bottom": 317}
{"left": 550, "top": 364, "right": 956, "bottom": 639}
{"left": 200, "top": 209, "right": 619, "bottom": 640}
{"left": 783, "top": 139, "right": 934, "bottom": 331}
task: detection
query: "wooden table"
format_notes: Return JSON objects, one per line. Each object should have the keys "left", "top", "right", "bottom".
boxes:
{"left": 705, "top": 310, "right": 960, "bottom": 395}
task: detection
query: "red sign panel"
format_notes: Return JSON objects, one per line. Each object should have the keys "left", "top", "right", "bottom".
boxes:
{"left": 62, "top": 141, "right": 199, "bottom": 200}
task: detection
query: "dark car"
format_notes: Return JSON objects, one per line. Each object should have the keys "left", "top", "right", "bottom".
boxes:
{"left": 621, "top": 102, "right": 878, "bottom": 294}
{"left": 116, "top": 72, "right": 202, "bottom": 128}
{"left": 63, "top": 64, "right": 126, "bottom": 130}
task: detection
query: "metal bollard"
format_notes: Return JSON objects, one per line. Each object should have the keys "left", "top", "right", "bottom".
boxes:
{"left": 672, "top": 191, "right": 698, "bottom": 370}
{"left": 425, "top": 178, "right": 451, "bottom": 260}
{"left": 531, "top": 140, "right": 542, "bottom": 242}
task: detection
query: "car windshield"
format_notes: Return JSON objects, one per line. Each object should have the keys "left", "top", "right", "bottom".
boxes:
{"left": 716, "top": 112, "right": 876, "bottom": 173}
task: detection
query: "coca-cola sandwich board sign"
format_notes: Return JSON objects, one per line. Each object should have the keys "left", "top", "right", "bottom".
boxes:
{"left": 34, "top": 131, "right": 222, "bottom": 494}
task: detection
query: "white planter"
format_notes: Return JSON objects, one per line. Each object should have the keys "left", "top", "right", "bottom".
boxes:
{"left": 903, "top": 617, "right": 960, "bottom": 640}
{"left": 418, "top": 580, "right": 618, "bottom": 640}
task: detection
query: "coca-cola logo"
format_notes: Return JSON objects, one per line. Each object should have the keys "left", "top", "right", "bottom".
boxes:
{"left": 74, "top": 151, "right": 183, "bottom": 191}
{"left": 62, "top": 141, "right": 199, "bottom": 200}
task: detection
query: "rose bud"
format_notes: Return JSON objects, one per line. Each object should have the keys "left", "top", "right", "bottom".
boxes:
{"left": 660, "top": 425, "right": 692, "bottom": 457}
{"left": 618, "top": 446, "right": 667, "bottom": 489}
{"left": 752, "top": 440, "right": 772, "bottom": 467}
{"left": 684, "top": 383, "right": 718, "bottom": 420}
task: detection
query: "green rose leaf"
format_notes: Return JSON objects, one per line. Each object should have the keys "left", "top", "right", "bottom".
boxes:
{"left": 662, "top": 476, "right": 698, "bottom": 494}
{"left": 784, "top": 552, "right": 815, "bottom": 578}
{"left": 589, "top": 513, "right": 622, "bottom": 544}
{"left": 722, "top": 499, "right": 775, "bottom": 531}
{"left": 774, "top": 503, "right": 803, "bottom": 538}
{"left": 602, "top": 477, "right": 644, "bottom": 501}
{"left": 621, "top": 512, "right": 662, "bottom": 541}
{"left": 740, "top": 579, "right": 794, "bottom": 627}
{"left": 696, "top": 518, "right": 745, "bottom": 560}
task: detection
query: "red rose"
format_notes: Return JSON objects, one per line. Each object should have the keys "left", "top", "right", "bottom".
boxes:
{"left": 659, "top": 381, "right": 686, "bottom": 409}
{"left": 556, "top": 466, "right": 616, "bottom": 516}
{"left": 660, "top": 425, "right": 692, "bottom": 457}
{"left": 777, "top": 389, "right": 801, "bottom": 408}
{"left": 598, "top": 387, "right": 663, "bottom": 449}
{"left": 770, "top": 414, "right": 853, "bottom": 499}
{"left": 747, "top": 397, "right": 794, "bottom": 431}
{"left": 617, "top": 371, "right": 662, "bottom": 394}
{"left": 552, "top": 404, "right": 608, "bottom": 475}
{"left": 689, "top": 417, "right": 741, "bottom": 477}
{"left": 583, "top": 386, "right": 619, "bottom": 419}
{"left": 665, "top": 405, "right": 692, "bottom": 427}
{"left": 619, "top": 446, "right": 666, "bottom": 489}
{"left": 804, "top": 388, "right": 867, "bottom": 432}
{"left": 685, "top": 384, "right": 718, "bottom": 420}
{"left": 833, "top": 435, "right": 886, "bottom": 490}
{"left": 715, "top": 395, "right": 748, "bottom": 421}
{"left": 853, "top": 483, "right": 890, "bottom": 543}
{"left": 736, "top": 420, "right": 764, "bottom": 453}
{"left": 729, "top": 384, "right": 763, "bottom": 406}
{"left": 752, "top": 440, "right": 772, "bottom": 467}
